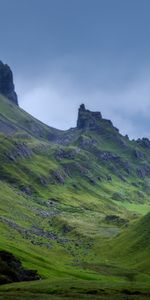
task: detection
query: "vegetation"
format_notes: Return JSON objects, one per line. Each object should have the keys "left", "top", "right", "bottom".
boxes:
{"left": 0, "top": 96, "right": 150, "bottom": 299}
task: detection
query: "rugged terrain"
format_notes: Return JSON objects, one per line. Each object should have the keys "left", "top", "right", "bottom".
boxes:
{"left": 0, "top": 62, "right": 150, "bottom": 299}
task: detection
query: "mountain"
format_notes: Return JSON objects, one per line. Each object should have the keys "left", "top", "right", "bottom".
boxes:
{"left": 0, "top": 61, "right": 18, "bottom": 106}
{"left": 0, "top": 63, "right": 150, "bottom": 299}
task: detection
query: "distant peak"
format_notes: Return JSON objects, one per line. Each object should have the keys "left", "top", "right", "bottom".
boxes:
{"left": 79, "top": 103, "right": 86, "bottom": 110}
{"left": 77, "top": 104, "right": 102, "bottom": 130}
{"left": 0, "top": 60, "right": 18, "bottom": 106}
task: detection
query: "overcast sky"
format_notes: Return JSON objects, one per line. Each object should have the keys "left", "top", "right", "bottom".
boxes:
{"left": 1, "top": 0, "right": 150, "bottom": 138}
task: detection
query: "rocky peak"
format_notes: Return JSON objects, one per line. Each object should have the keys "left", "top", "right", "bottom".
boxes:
{"left": 0, "top": 61, "right": 18, "bottom": 106}
{"left": 77, "top": 104, "right": 102, "bottom": 130}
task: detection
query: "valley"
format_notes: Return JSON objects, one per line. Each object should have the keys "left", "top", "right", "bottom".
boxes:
{"left": 0, "top": 62, "right": 150, "bottom": 299}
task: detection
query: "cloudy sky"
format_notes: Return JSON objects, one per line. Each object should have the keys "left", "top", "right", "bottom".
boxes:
{"left": 1, "top": 0, "right": 150, "bottom": 138}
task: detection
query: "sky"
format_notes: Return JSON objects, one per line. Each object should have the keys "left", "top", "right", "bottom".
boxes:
{"left": 1, "top": 0, "right": 150, "bottom": 139}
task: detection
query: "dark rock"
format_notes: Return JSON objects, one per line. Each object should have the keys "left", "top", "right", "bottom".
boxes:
{"left": 137, "top": 137, "right": 150, "bottom": 149}
{"left": 137, "top": 165, "right": 150, "bottom": 178}
{"left": 118, "top": 175, "right": 126, "bottom": 182}
{"left": 105, "top": 215, "right": 128, "bottom": 225}
{"left": 72, "top": 183, "right": 78, "bottom": 188}
{"left": 0, "top": 61, "right": 18, "bottom": 105}
{"left": 132, "top": 182, "right": 140, "bottom": 187}
{"left": 133, "top": 149, "right": 145, "bottom": 159}
{"left": 78, "top": 135, "right": 97, "bottom": 148}
{"left": 100, "top": 151, "right": 119, "bottom": 161}
{"left": 137, "top": 168, "right": 146, "bottom": 178}
{"left": 20, "top": 186, "right": 32, "bottom": 195}
{"left": 121, "top": 161, "right": 131, "bottom": 174}
{"left": 125, "top": 134, "right": 129, "bottom": 140}
{"left": 112, "top": 192, "right": 126, "bottom": 202}
{"left": 87, "top": 176, "right": 96, "bottom": 185}
{"left": 62, "top": 161, "right": 89, "bottom": 177}
{"left": 47, "top": 199, "right": 59, "bottom": 206}
{"left": 53, "top": 170, "right": 65, "bottom": 184}
{"left": 106, "top": 175, "right": 112, "bottom": 181}
{"left": 38, "top": 176, "right": 48, "bottom": 186}
{"left": 55, "top": 147, "right": 80, "bottom": 160}
{"left": 32, "top": 208, "right": 53, "bottom": 217}
{"left": 0, "top": 216, "right": 58, "bottom": 242}
{"left": 7, "top": 142, "right": 33, "bottom": 162}
{"left": 77, "top": 104, "right": 102, "bottom": 130}
{"left": 62, "top": 225, "right": 72, "bottom": 234}
{"left": 0, "top": 118, "right": 17, "bottom": 135}
{"left": 0, "top": 250, "right": 40, "bottom": 284}
{"left": 31, "top": 226, "right": 58, "bottom": 240}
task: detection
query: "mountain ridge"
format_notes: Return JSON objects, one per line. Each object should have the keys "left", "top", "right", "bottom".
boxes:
{"left": 0, "top": 63, "right": 150, "bottom": 299}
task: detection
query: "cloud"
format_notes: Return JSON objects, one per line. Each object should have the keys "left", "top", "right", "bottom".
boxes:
{"left": 16, "top": 70, "right": 150, "bottom": 140}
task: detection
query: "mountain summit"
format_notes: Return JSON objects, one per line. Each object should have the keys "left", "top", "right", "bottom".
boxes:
{"left": 77, "top": 104, "right": 102, "bottom": 129}
{"left": 0, "top": 61, "right": 18, "bottom": 106}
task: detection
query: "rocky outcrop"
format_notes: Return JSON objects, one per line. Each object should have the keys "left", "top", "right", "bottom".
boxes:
{"left": 137, "top": 138, "right": 150, "bottom": 149}
{"left": 0, "top": 250, "right": 40, "bottom": 284}
{"left": 105, "top": 215, "right": 128, "bottom": 226}
{"left": 55, "top": 147, "right": 80, "bottom": 160}
{"left": 0, "top": 61, "right": 18, "bottom": 105}
{"left": 137, "top": 165, "right": 150, "bottom": 178}
{"left": 77, "top": 104, "right": 102, "bottom": 130}
{"left": 7, "top": 142, "right": 33, "bottom": 161}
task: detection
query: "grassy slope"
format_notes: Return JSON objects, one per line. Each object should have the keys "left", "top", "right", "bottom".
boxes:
{"left": 0, "top": 96, "right": 150, "bottom": 298}
{"left": 108, "top": 212, "right": 150, "bottom": 271}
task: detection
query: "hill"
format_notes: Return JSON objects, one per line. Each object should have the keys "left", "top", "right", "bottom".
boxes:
{"left": 0, "top": 63, "right": 150, "bottom": 299}
{"left": 111, "top": 212, "right": 150, "bottom": 271}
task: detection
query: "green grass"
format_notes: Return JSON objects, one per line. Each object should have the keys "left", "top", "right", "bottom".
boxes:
{"left": 113, "top": 201, "right": 150, "bottom": 215}
{"left": 0, "top": 96, "right": 150, "bottom": 298}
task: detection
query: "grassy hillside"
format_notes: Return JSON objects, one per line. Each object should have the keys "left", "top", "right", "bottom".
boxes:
{"left": 0, "top": 96, "right": 150, "bottom": 299}
{"left": 106, "top": 212, "right": 150, "bottom": 271}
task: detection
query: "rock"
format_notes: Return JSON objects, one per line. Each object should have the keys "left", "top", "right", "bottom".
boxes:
{"left": 78, "top": 135, "right": 97, "bottom": 148}
{"left": 77, "top": 104, "right": 102, "bottom": 130}
{"left": 112, "top": 192, "right": 126, "bottom": 202}
{"left": 125, "top": 134, "right": 129, "bottom": 140}
{"left": 62, "top": 225, "right": 72, "bottom": 233}
{"left": 105, "top": 215, "right": 128, "bottom": 225}
{"left": 0, "top": 118, "right": 17, "bottom": 135}
{"left": 137, "top": 137, "right": 150, "bottom": 149}
{"left": 118, "top": 175, "right": 126, "bottom": 182}
{"left": 53, "top": 170, "right": 65, "bottom": 184}
{"left": 21, "top": 186, "right": 32, "bottom": 195}
{"left": 122, "top": 161, "right": 131, "bottom": 174}
{"left": 106, "top": 175, "right": 112, "bottom": 181}
{"left": 31, "top": 226, "right": 58, "bottom": 240}
{"left": 137, "top": 168, "right": 146, "bottom": 178}
{"left": 0, "top": 61, "right": 18, "bottom": 105}
{"left": 55, "top": 147, "right": 80, "bottom": 160}
{"left": 7, "top": 142, "right": 33, "bottom": 162}
{"left": 38, "top": 176, "right": 48, "bottom": 186}
{"left": 100, "top": 151, "right": 119, "bottom": 161}
{"left": 0, "top": 250, "right": 40, "bottom": 284}
{"left": 90, "top": 177, "right": 96, "bottom": 184}
{"left": 132, "top": 182, "right": 140, "bottom": 187}
{"left": 133, "top": 149, "right": 144, "bottom": 159}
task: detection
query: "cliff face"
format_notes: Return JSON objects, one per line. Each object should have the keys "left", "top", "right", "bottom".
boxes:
{"left": 77, "top": 104, "right": 102, "bottom": 130}
{"left": 0, "top": 61, "right": 18, "bottom": 105}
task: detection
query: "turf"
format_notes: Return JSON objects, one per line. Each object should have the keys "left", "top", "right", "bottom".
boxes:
{"left": 0, "top": 96, "right": 150, "bottom": 298}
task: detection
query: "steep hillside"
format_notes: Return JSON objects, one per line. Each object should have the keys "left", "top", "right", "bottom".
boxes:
{"left": 0, "top": 94, "right": 62, "bottom": 139}
{"left": 109, "top": 212, "right": 150, "bottom": 271}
